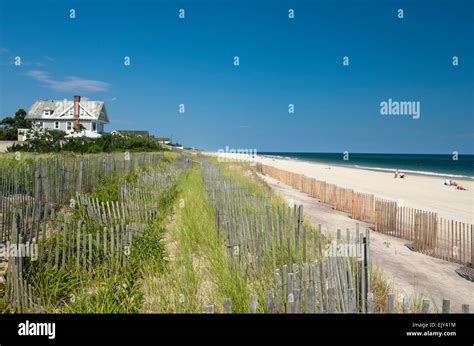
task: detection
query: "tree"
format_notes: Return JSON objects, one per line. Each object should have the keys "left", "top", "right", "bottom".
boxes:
{"left": 8, "top": 128, "right": 64, "bottom": 153}
{"left": 14, "top": 109, "right": 31, "bottom": 129}
{"left": 0, "top": 108, "right": 32, "bottom": 140}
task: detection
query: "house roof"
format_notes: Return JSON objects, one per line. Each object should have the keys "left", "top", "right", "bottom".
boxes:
{"left": 26, "top": 99, "right": 109, "bottom": 123}
{"left": 112, "top": 130, "right": 150, "bottom": 137}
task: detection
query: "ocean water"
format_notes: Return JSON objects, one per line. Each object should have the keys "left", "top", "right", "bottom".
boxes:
{"left": 259, "top": 153, "right": 474, "bottom": 180}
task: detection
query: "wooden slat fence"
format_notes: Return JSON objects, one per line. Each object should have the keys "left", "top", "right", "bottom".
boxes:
{"left": 374, "top": 198, "right": 397, "bottom": 236}
{"left": 0, "top": 153, "right": 166, "bottom": 243}
{"left": 1, "top": 153, "right": 191, "bottom": 313}
{"left": 199, "top": 161, "right": 472, "bottom": 313}
{"left": 197, "top": 287, "right": 469, "bottom": 314}
{"left": 352, "top": 192, "right": 374, "bottom": 223}
{"left": 260, "top": 164, "right": 473, "bottom": 266}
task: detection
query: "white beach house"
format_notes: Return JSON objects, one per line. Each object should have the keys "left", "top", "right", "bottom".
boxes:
{"left": 21, "top": 95, "right": 109, "bottom": 140}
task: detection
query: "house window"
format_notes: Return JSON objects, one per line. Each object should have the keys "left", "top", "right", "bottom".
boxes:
{"left": 67, "top": 122, "right": 72, "bottom": 131}
{"left": 54, "top": 121, "right": 60, "bottom": 129}
{"left": 69, "top": 109, "right": 74, "bottom": 116}
{"left": 92, "top": 122, "right": 97, "bottom": 132}
{"left": 35, "top": 121, "right": 43, "bottom": 128}
{"left": 43, "top": 110, "right": 52, "bottom": 116}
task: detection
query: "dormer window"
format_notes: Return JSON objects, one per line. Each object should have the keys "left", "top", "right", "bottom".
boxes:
{"left": 43, "top": 110, "right": 52, "bottom": 116}
{"left": 68, "top": 109, "right": 74, "bottom": 116}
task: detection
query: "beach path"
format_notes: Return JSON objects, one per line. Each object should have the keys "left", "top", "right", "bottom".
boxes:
{"left": 259, "top": 173, "right": 474, "bottom": 313}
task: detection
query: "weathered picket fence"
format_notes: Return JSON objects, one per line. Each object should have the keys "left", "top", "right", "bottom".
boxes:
{"left": 259, "top": 164, "right": 473, "bottom": 266}
{"left": 197, "top": 293, "right": 469, "bottom": 314}
{"left": 199, "top": 160, "right": 472, "bottom": 313}
{"left": 0, "top": 153, "right": 165, "bottom": 243}
{"left": 1, "top": 153, "right": 190, "bottom": 312}
{"left": 201, "top": 160, "right": 378, "bottom": 312}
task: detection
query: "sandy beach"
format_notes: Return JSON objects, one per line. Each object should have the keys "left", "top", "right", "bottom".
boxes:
{"left": 255, "top": 156, "right": 474, "bottom": 224}
{"left": 259, "top": 173, "right": 474, "bottom": 312}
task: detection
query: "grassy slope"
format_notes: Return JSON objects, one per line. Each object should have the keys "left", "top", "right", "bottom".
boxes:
{"left": 141, "top": 165, "right": 251, "bottom": 312}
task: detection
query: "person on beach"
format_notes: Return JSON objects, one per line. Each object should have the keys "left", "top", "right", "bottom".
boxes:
{"left": 453, "top": 181, "right": 467, "bottom": 190}
{"left": 394, "top": 169, "right": 405, "bottom": 178}
{"left": 444, "top": 179, "right": 466, "bottom": 190}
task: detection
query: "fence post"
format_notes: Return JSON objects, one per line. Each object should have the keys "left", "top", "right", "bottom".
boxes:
{"left": 348, "top": 288, "right": 356, "bottom": 313}
{"left": 421, "top": 299, "right": 430, "bottom": 313}
{"left": 274, "top": 269, "right": 281, "bottom": 313}
{"left": 286, "top": 293, "right": 295, "bottom": 313}
{"left": 224, "top": 298, "right": 232, "bottom": 313}
{"left": 402, "top": 297, "right": 409, "bottom": 313}
{"left": 386, "top": 294, "right": 395, "bottom": 313}
{"left": 305, "top": 287, "right": 316, "bottom": 313}
{"left": 367, "top": 292, "right": 374, "bottom": 314}
{"left": 327, "top": 287, "right": 336, "bottom": 313}
{"left": 249, "top": 294, "right": 258, "bottom": 313}
{"left": 76, "top": 160, "right": 83, "bottom": 193}
{"left": 442, "top": 299, "right": 450, "bottom": 313}
{"left": 461, "top": 304, "right": 469, "bottom": 313}
{"left": 265, "top": 291, "right": 274, "bottom": 313}
{"left": 363, "top": 236, "right": 369, "bottom": 312}
{"left": 471, "top": 225, "right": 473, "bottom": 268}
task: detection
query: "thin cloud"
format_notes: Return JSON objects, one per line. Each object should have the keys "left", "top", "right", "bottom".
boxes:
{"left": 25, "top": 70, "right": 110, "bottom": 92}
{"left": 43, "top": 56, "right": 55, "bottom": 62}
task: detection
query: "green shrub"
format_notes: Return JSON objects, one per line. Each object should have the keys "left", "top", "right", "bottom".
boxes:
{"left": 9, "top": 132, "right": 167, "bottom": 154}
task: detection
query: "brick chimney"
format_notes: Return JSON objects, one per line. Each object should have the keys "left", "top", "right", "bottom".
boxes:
{"left": 73, "top": 95, "right": 81, "bottom": 131}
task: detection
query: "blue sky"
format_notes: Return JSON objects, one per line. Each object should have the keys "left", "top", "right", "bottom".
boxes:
{"left": 0, "top": 0, "right": 472, "bottom": 153}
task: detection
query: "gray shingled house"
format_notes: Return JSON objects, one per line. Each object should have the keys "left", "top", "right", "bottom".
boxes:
{"left": 24, "top": 95, "right": 109, "bottom": 138}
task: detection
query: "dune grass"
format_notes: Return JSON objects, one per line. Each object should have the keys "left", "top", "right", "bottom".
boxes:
{"left": 141, "top": 165, "right": 252, "bottom": 313}
{"left": 4, "top": 158, "right": 179, "bottom": 313}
